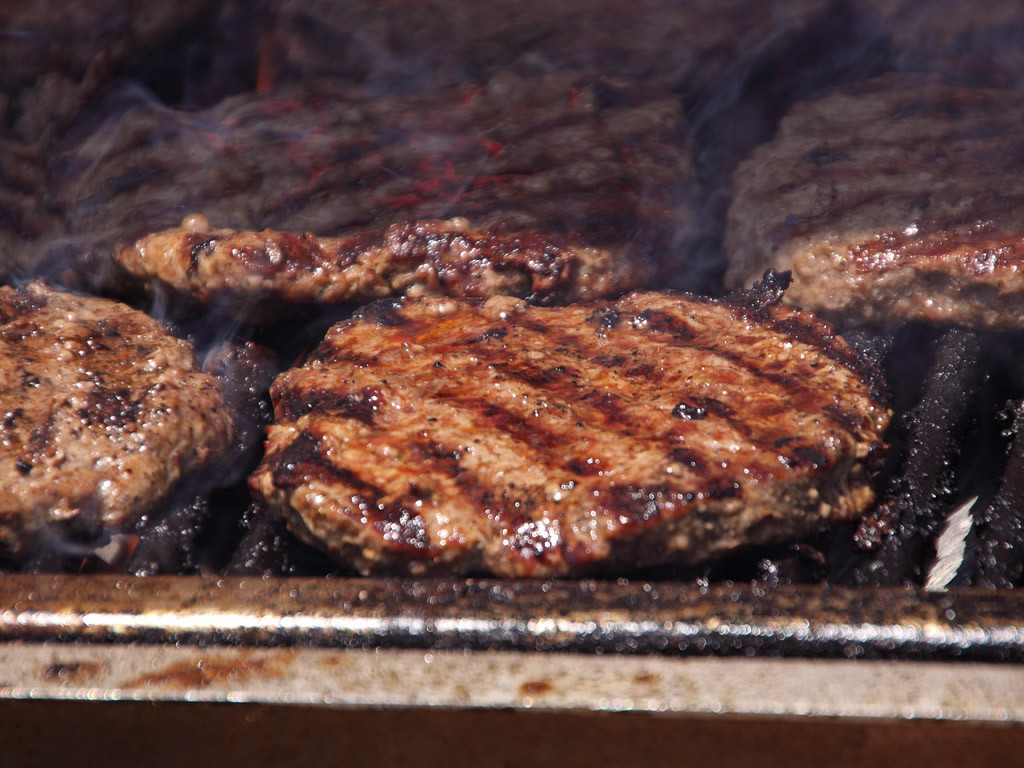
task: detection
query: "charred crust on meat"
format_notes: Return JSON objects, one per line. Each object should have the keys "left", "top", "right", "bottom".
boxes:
{"left": 601, "top": 485, "right": 667, "bottom": 527}
{"left": 0, "top": 288, "right": 47, "bottom": 322}
{"left": 107, "top": 67, "right": 696, "bottom": 317}
{"left": 353, "top": 299, "right": 407, "bottom": 328}
{"left": 672, "top": 401, "right": 708, "bottom": 420}
{"left": 779, "top": 445, "right": 832, "bottom": 470}
{"left": 270, "top": 429, "right": 383, "bottom": 496}
{"left": 468, "top": 327, "right": 508, "bottom": 343}
{"left": 277, "top": 386, "right": 380, "bottom": 423}
{"left": 488, "top": 362, "right": 560, "bottom": 389}
{"left": 593, "top": 354, "right": 628, "bottom": 368}
{"left": 589, "top": 307, "right": 622, "bottom": 330}
{"left": 184, "top": 233, "right": 222, "bottom": 275}
{"left": 669, "top": 448, "right": 705, "bottom": 473}
{"left": 723, "top": 270, "right": 887, "bottom": 404}
{"left": 729, "top": 268, "right": 792, "bottom": 311}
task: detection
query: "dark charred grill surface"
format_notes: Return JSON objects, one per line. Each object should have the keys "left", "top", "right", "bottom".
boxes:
{"left": 0, "top": 282, "right": 233, "bottom": 559}
{"left": 971, "top": 404, "right": 1024, "bottom": 589}
{"left": 249, "top": 288, "right": 890, "bottom": 578}
{"left": 848, "top": 328, "right": 982, "bottom": 586}
{"left": 725, "top": 74, "right": 1024, "bottom": 329}
{"left": 47, "top": 73, "right": 696, "bottom": 299}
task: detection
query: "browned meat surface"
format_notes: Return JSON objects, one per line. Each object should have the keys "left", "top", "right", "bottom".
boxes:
{"left": 268, "top": 0, "right": 829, "bottom": 100}
{"left": 53, "top": 73, "right": 695, "bottom": 296}
{"left": 852, "top": 0, "right": 1024, "bottom": 88}
{"left": 116, "top": 214, "right": 655, "bottom": 315}
{"left": 0, "top": 140, "right": 59, "bottom": 283}
{"left": 0, "top": 282, "right": 233, "bottom": 557}
{"left": 249, "top": 283, "right": 890, "bottom": 577}
{"left": 725, "top": 74, "right": 1024, "bottom": 328}
{"left": 0, "top": 0, "right": 212, "bottom": 91}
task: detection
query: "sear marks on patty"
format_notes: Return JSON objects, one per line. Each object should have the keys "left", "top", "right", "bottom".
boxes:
{"left": 725, "top": 74, "right": 1024, "bottom": 329}
{"left": 0, "top": 139, "right": 60, "bottom": 283}
{"left": 267, "top": 0, "right": 831, "bottom": 100}
{"left": 0, "top": 282, "right": 233, "bottom": 557}
{"left": 0, "top": 0, "right": 213, "bottom": 92}
{"left": 851, "top": 0, "right": 1024, "bottom": 89}
{"left": 56, "top": 72, "right": 696, "bottom": 298}
{"left": 249, "top": 286, "right": 890, "bottom": 577}
{"left": 115, "top": 214, "right": 648, "bottom": 315}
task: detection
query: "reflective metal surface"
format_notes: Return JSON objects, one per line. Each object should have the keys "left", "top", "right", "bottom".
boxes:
{"left": 1, "top": 575, "right": 1022, "bottom": 660}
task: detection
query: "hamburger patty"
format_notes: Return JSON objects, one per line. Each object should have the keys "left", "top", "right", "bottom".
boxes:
{"left": 725, "top": 74, "right": 1024, "bottom": 328}
{"left": 0, "top": 0, "right": 212, "bottom": 92}
{"left": 852, "top": 0, "right": 1024, "bottom": 88}
{"left": 115, "top": 214, "right": 654, "bottom": 314}
{"left": 268, "top": 0, "right": 830, "bottom": 98}
{"left": 0, "top": 140, "right": 58, "bottom": 283}
{"left": 0, "top": 282, "right": 233, "bottom": 556}
{"left": 249, "top": 277, "right": 890, "bottom": 577}
{"left": 60, "top": 72, "right": 695, "bottom": 298}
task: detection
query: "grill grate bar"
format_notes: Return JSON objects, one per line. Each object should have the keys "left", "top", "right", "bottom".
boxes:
{"left": 971, "top": 402, "right": 1024, "bottom": 589}
{"left": 853, "top": 328, "right": 982, "bottom": 586}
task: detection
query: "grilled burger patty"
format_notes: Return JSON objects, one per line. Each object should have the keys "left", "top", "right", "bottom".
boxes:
{"left": 725, "top": 74, "right": 1024, "bottom": 328}
{"left": 116, "top": 214, "right": 650, "bottom": 312}
{"left": 269, "top": 0, "right": 830, "bottom": 97}
{"left": 65, "top": 72, "right": 695, "bottom": 300}
{"left": 250, "top": 281, "right": 890, "bottom": 577}
{"left": 0, "top": 140, "right": 57, "bottom": 284}
{"left": 0, "top": 282, "right": 233, "bottom": 556}
{"left": 852, "top": 0, "right": 1024, "bottom": 88}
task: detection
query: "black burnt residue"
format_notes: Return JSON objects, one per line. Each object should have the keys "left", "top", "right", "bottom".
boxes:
{"left": 593, "top": 354, "right": 628, "bottom": 369}
{"left": 629, "top": 309, "right": 687, "bottom": 336}
{"left": 77, "top": 387, "right": 140, "bottom": 429}
{"left": 354, "top": 299, "right": 407, "bottom": 328}
{"left": 184, "top": 233, "right": 222, "bottom": 274}
{"left": 706, "top": 480, "right": 742, "bottom": 500}
{"left": 269, "top": 430, "right": 384, "bottom": 499}
{"left": 567, "top": 457, "right": 604, "bottom": 477}
{"left": 779, "top": 445, "right": 831, "bottom": 470}
{"left": 729, "top": 268, "right": 792, "bottom": 310}
{"left": 277, "top": 386, "right": 381, "bottom": 424}
{"left": 672, "top": 401, "right": 708, "bottom": 420}
{"left": 489, "top": 362, "right": 560, "bottom": 388}
{"left": 672, "top": 396, "right": 733, "bottom": 420}
{"left": 468, "top": 327, "right": 508, "bottom": 343}
{"left": 669, "top": 448, "right": 705, "bottom": 473}
{"left": 588, "top": 307, "right": 622, "bottom": 331}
